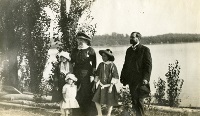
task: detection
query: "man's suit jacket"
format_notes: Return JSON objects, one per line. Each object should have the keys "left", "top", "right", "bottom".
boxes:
{"left": 120, "top": 44, "right": 152, "bottom": 89}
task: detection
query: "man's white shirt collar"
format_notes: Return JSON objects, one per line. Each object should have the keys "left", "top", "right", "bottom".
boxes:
{"left": 132, "top": 42, "right": 139, "bottom": 50}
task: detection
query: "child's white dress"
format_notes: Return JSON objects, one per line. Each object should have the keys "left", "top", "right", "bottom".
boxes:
{"left": 60, "top": 84, "right": 79, "bottom": 109}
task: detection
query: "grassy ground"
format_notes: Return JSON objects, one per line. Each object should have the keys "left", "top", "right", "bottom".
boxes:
{"left": 0, "top": 102, "right": 60, "bottom": 116}
{"left": 144, "top": 111, "right": 188, "bottom": 116}
{"left": 0, "top": 107, "right": 44, "bottom": 116}
{"left": 148, "top": 108, "right": 200, "bottom": 116}
{"left": 0, "top": 107, "right": 199, "bottom": 116}
{"left": 1, "top": 100, "right": 200, "bottom": 116}
{"left": 0, "top": 106, "right": 200, "bottom": 116}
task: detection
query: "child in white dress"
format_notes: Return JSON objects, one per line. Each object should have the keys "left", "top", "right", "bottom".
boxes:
{"left": 60, "top": 74, "right": 79, "bottom": 116}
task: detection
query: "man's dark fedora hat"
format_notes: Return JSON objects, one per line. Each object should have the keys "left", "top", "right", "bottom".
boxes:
{"left": 76, "top": 32, "right": 91, "bottom": 42}
{"left": 99, "top": 49, "right": 115, "bottom": 61}
{"left": 139, "top": 84, "right": 151, "bottom": 98}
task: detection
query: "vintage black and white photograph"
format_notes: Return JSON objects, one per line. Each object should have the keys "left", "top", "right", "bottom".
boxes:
{"left": 0, "top": 0, "right": 200, "bottom": 116}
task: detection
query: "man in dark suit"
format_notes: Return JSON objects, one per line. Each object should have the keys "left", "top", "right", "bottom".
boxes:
{"left": 120, "top": 32, "right": 152, "bottom": 116}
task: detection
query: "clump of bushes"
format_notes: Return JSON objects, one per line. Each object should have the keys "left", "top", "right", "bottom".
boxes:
{"left": 115, "top": 86, "right": 152, "bottom": 116}
{"left": 33, "top": 77, "right": 53, "bottom": 103}
{"left": 118, "top": 86, "right": 135, "bottom": 116}
{"left": 153, "top": 77, "right": 167, "bottom": 105}
{"left": 100, "top": 86, "right": 134, "bottom": 116}
{"left": 154, "top": 60, "right": 184, "bottom": 107}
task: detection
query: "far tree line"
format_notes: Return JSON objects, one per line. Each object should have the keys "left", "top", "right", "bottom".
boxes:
{"left": 91, "top": 33, "right": 200, "bottom": 46}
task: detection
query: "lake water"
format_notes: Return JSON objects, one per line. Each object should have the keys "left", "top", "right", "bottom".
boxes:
{"left": 45, "top": 42, "right": 200, "bottom": 107}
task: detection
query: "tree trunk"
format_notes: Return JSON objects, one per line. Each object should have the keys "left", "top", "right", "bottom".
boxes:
{"left": 7, "top": 48, "right": 19, "bottom": 89}
{"left": 1, "top": 24, "right": 19, "bottom": 89}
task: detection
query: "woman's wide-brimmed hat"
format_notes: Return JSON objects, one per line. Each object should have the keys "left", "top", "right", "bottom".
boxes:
{"left": 99, "top": 49, "right": 115, "bottom": 61}
{"left": 76, "top": 32, "right": 92, "bottom": 42}
{"left": 59, "top": 51, "right": 71, "bottom": 61}
{"left": 65, "top": 74, "right": 77, "bottom": 82}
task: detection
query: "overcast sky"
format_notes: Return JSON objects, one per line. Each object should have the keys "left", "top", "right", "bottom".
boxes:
{"left": 90, "top": 0, "right": 200, "bottom": 36}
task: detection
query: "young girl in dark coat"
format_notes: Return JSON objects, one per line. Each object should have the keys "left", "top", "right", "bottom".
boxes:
{"left": 92, "top": 49, "right": 119, "bottom": 116}
{"left": 52, "top": 51, "right": 73, "bottom": 102}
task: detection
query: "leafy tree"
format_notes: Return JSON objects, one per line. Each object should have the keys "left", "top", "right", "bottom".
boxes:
{"left": 17, "top": 0, "right": 53, "bottom": 94}
{"left": 56, "top": 0, "right": 96, "bottom": 51}
{"left": 165, "top": 60, "right": 184, "bottom": 107}
{"left": 0, "top": 0, "right": 23, "bottom": 88}
{"left": 0, "top": 0, "right": 52, "bottom": 93}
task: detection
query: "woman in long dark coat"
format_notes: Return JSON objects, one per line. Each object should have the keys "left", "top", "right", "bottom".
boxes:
{"left": 71, "top": 32, "right": 97, "bottom": 116}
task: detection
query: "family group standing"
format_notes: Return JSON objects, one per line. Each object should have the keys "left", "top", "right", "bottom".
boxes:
{"left": 51, "top": 31, "right": 152, "bottom": 116}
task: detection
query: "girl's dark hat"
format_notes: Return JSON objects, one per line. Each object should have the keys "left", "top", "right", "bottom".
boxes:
{"left": 99, "top": 49, "right": 115, "bottom": 61}
{"left": 76, "top": 32, "right": 91, "bottom": 42}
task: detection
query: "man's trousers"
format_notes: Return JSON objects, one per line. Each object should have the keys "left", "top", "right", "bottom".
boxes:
{"left": 129, "top": 85, "right": 144, "bottom": 116}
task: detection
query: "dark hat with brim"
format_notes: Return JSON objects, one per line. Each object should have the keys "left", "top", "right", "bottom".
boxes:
{"left": 139, "top": 84, "right": 151, "bottom": 98}
{"left": 99, "top": 49, "right": 115, "bottom": 61}
{"left": 76, "top": 32, "right": 91, "bottom": 42}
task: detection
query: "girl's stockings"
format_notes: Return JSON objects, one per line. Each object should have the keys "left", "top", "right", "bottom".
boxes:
{"left": 95, "top": 102, "right": 102, "bottom": 116}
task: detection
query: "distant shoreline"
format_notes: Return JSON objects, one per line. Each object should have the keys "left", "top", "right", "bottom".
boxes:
{"left": 50, "top": 41, "right": 200, "bottom": 49}
{"left": 50, "top": 33, "right": 200, "bottom": 49}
